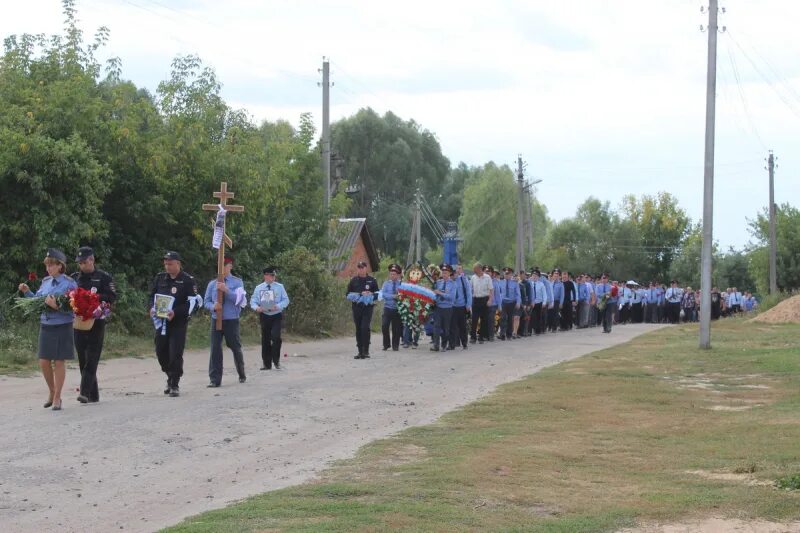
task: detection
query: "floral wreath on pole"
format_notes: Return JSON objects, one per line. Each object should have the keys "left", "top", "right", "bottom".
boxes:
{"left": 396, "top": 265, "right": 436, "bottom": 334}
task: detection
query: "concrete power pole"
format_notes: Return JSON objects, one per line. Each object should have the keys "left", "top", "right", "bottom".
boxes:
{"left": 516, "top": 155, "right": 525, "bottom": 273}
{"left": 406, "top": 187, "right": 422, "bottom": 265}
{"left": 321, "top": 57, "right": 331, "bottom": 212}
{"left": 699, "top": 0, "right": 720, "bottom": 350}
{"left": 768, "top": 151, "right": 778, "bottom": 294}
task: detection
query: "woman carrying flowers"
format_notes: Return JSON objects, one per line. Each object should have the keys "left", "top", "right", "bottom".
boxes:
{"left": 17, "top": 248, "right": 78, "bottom": 411}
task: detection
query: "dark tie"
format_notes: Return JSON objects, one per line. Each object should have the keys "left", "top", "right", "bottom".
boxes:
{"left": 505, "top": 279, "right": 509, "bottom": 295}
{"left": 267, "top": 284, "right": 271, "bottom": 291}
{"left": 393, "top": 281, "right": 397, "bottom": 294}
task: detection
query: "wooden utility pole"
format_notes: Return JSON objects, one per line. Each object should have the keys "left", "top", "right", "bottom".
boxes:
{"left": 202, "top": 182, "right": 244, "bottom": 331}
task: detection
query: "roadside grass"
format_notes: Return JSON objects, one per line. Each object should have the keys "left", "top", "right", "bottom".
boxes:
{"left": 166, "top": 319, "right": 800, "bottom": 532}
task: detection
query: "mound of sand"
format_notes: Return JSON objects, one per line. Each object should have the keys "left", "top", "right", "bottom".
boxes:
{"left": 750, "top": 294, "right": 800, "bottom": 324}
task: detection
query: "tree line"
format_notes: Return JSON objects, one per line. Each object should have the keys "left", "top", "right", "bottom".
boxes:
{"left": 2, "top": 1, "right": 797, "bottom": 335}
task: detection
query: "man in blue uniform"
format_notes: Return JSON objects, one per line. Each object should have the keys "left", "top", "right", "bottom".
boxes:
{"left": 251, "top": 266, "right": 291, "bottom": 370}
{"left": 528, "top": 269, "right": 546, "bottom": 335}
{"left": 71, "top": 246, "right": 116, "bottom": 404}
{"left": 205, "top": 256, "right": 247, "bottom": 386}
{"left": 346, "top": 261, "right": 379, "bottom": 359}
{"left": 595, "top": 273, "right": 617, "bottom": 333}
{"left": 488, "top": 266, "right": 503, "bottom": 341}
{"left": 451, "top": 264, "right": 472, "bottom": 350}
{"left": 549, "top": 270, "right": 564, "bottom": 333}
{"left": 431, "top": 264, "right": 457, "bottom": 351}
{"left": 665, "top": 280, "right": 683, "bottom": 324}
{"left": 380, "top": 263, "right": 403, "bottom": 352}
{"left": 498, "top": 267, "right": 521, "bottom": 340}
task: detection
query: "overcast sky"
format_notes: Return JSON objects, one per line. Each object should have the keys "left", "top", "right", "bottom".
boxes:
{"left": 3, "top": 0, "right": 798, "bottom": 250}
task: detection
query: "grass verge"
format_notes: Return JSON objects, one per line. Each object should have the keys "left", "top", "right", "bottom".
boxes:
{"left": 166, "top": 319, "right": 800, "bottom": 532}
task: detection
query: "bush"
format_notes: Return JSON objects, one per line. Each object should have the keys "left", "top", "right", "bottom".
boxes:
{"left": 276, "top": 246, "right": 352, "bottom": 337}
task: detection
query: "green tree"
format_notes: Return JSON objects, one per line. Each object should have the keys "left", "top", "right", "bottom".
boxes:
{"left": 458, "top": 163, "right": 517, "bottom": 266}
{"left": 747, "top": 203, "right": 800, "bottom": 293}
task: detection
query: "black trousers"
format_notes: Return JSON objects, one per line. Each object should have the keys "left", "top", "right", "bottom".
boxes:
{"left": 209, "top": 319, "right": 246, "bottom": 383}
{"left": 530, "top": 303, "right": 543, "bottom": 334}
{"left": 155, "top": 321, "right": 187, "bottom": 388}
{"left": 632, "top": 302, "right": 643, "bottom": 323}
{"left": 602, "top": 303, "right": 615, "bottom": 332}
{"left": 352, "top": 304, "right": 374, "bottom": 355}
{"left": 451, "top": 306, "right": 468, "bottom": 348}
{"left": 667, "top": 302, "right": 681, "bottom": 323}
{"left": 74, "top": 319, "right": 106, "bottom": 402}
{"left": 547, "top": 307, "right": 559, "bottom": 332}
{"left": 620, "top": 304, "right": 631, "bottom": 324}
{"left": 259, "top": 313, "right": 283, "bottom": 368}
{"left": 501, "top": 302, "right": 516, "bottom": 338}
{"left": 487, "top": 305, "right": 498, "bottom": 339}
{"left": 517, "top": 306, "right": 530, "bottom": 336}
{"left": 381, "top": 307, "right": 402, "bottom": 350}
{"left": 471, "top": 296, "right": 489, "bottom": 341}
{"left": 560, "top": 301, "right": 574, "bottom": 330}
{"left": 432, "top": 307, "right": 453, "bottom": 348}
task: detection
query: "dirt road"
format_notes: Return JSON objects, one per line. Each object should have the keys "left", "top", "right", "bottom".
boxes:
{"left": 0, "top": 323, "right": 663, "bottom": 532}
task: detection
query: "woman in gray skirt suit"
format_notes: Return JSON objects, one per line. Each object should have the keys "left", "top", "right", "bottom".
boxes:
{"left": 18, "top": 249, "right": 78, "bottom": 411}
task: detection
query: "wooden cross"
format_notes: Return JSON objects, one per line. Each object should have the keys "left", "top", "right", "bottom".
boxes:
{"left": 202, "top": 182, "right": 244, "bottom": 330}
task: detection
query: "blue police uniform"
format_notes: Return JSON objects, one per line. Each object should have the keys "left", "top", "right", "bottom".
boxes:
{"left": 451, "top": 273, "right": 473, "bottom": 349}
{"left": 252, "top": 278, "right": 290, "bottom": 368}
{"left": 431, "top": 276, "right": 457, "bottom": 351}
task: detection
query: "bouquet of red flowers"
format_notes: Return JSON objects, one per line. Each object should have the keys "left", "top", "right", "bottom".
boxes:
{"left": 69, "top": 287, "right": 101, "bottom": 321}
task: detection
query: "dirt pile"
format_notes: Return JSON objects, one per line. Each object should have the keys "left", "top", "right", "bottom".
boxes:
{"left": 750, "top": 294, "right": 800, "bottom": 324}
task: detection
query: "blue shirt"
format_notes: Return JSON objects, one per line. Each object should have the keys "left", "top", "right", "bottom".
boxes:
{"left": 24, "top": 274, "right": 77, "bottom": 325}
{"left": 529, "top": 279, "right": 546, "bottom": 304}
{"left": 204, "top": 275, "right": 245, "bottom": 320}
{"left": 250, "top": 281, "right": 290, "bottom": 316}
{"left": 542, "top": 278, "right": 554, "bottom": 307}
{"left": 595, "top": 283, "right": 617, "bottom": 304}
{"left": 453, "top": 274, "right": 472, "bottom": 308}
{"left": 552, "top": 280, "right": 564, "bottom": 305}
{"left": 381, "top": 279, "right": 401, "bottom": 310}
{"left": 491, "top": 278, "right": 503, "bottom": 307}
{"left": 501, "top": 278, "right": 521, "bottom": 306}
{"left": 578, "top": 283, "right": 590, "bottom": 302}
{"left": 434, "top": 278, "right": 457, "bottom": 308}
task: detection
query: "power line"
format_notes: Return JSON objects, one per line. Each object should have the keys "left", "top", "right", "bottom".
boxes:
{"left": 724, "top": 43, "right": 768, "bottom": 150}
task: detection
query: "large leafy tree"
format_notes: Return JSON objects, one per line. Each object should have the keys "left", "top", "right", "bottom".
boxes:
{"left": 748, "top": 203, "right": 800, "bottom": 293}
{"left": 331, "top": 108, "right": 451, "bottom": 257}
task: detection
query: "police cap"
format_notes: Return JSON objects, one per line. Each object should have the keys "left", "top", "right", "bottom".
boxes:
{"left": 163, "top": 251, "right": 182, "bottom": 261}
{"left": 75, "top": 246, "right": 94, "bottom": 261}
{"left": 45, "top": 248, "right": 67, "bottom": 263}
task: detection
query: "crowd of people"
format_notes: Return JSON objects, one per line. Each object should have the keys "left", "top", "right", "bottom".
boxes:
{"left": 18, "top": 247, "right": 291, "bottom": 409}
{"left": 17, "top": 247, "right": 759, "bottom": 410}
{"left": 355, "top": 262, "right": 759, "bottom": 357}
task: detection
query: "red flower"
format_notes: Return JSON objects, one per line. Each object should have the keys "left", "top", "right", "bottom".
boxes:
{"left": 69, "top": 287, "right": 101, "bottom": 321}
{"left": 28, "top": 272, "right": 38, "bottom": 281}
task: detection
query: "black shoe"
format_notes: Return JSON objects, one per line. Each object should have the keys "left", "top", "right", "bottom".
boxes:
{"left": 275, "top": 364, "right": 281, "bottom": 370}
{"left": 164, "top": 385, "right": 171, "bottom": 395}
{"left": 169, "top": 387, "right": 180, "bottom": 397}
{"left": 354, "top": 354, "right": 364, "bottom": 359}
{"left": 498, "top": 336, "right": 506, "bottom": 341}
{"left": 430, "top": 346, "right": 440, "bottom": 352}
{"left": 43, "top": 399, "right": 53, "bottom": 408}
{"left": 207, "top": 383, "right": 220, "bottom": 388}
{"left": 77, "top": 394, "right": 89, "bottom": 403}
{"left": 470, "top": 338, "right": 476, "bottom": 344}
{"left": 239, "top": 377, "right": 246, "bottom": 383}
{"left": 478, "top": 339, "right": 484, "bottom": 344}
{"left": 382, "top": 346, "right": 389, "bottom": 351}
{"left": 363, "top": 354, "right": 371, "bottom": 358}
{"left": 260, "top": 366, "right": 271, "bottom": 370}
{"left": 392, "top": 347, "right": 399, "bottom": 351}
{"left": 51, "top": 400, "right": 62, "bottom": 411}
{"left": 462, "top": 345, "right": 468, "bottom": 350}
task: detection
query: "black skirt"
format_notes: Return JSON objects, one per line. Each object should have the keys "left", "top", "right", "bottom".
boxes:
{"left": 38, "top": 323, "right": 75, "bottom": 360}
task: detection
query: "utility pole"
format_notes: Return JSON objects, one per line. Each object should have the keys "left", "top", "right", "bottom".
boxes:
{"left": 699, "top": 0, "right": 721, "bottom": 350}
{"left": 406, "top": 187, "right": 422, "bottom": 266}
{"left": 516, "top": 155, "right": 525, "bottom": 273}
{"left": 768, "top": 151, "right": 777, "bottom": 294}
{"left": 524, "top": 188, "right": 533, "bottom": 256}
{"left": 321, "top": 57, "right": 331, "bottom": 212}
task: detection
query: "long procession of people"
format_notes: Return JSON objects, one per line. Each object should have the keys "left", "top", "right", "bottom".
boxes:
{"left": 16, "top": 247, "right": 758, "bottom": 411}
